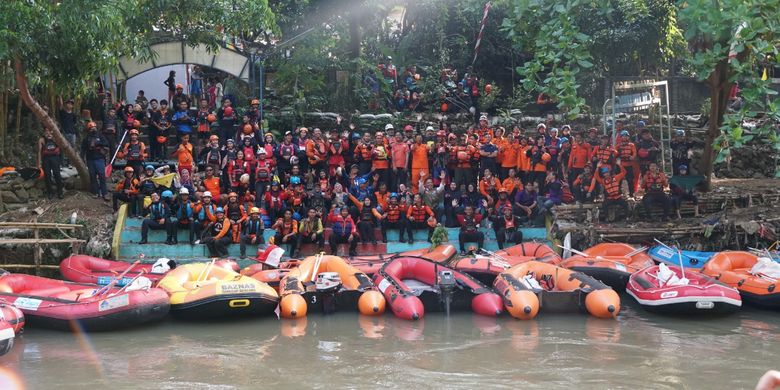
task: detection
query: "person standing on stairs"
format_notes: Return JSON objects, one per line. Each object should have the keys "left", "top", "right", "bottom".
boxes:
{"left": 81, "top": 121, "right": 110, "bottom": 200}
{"left": 139, "top": 192, "right": 173, "bottom": 245}
{"left": 202, "top": 207, "right": 232, "bottom": 257}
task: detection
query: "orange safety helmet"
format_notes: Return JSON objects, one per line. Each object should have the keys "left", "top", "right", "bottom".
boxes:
{"left": 133, "top": 120, "right": 141, "bottom": 129}
{"left": 209, "top": 134, "right": 219, "bottom": 142}
{"left": 87, "top": 121, "right": 97, "bottom": 129}
{"left": 124, "top": 166, "right": 134, "bottom": 173}
{"left": 224, "top": 107, "right": 234, "bottom": 116}
{"left": 251, "top": 99, "right": 260, "bottom": 105}
{"left": 484, "top": 84, "right": 493, "bottom": 94}
{"left": 207, "top": 114, "right": 217, "bottom": 123}
{"left": 156, "top": 136, "right": 167, "bottom": 144}
{"left": 242, "top": 124, "right": 253, "bottom": 134}
{"left": 175, "top": 83, "right": 183, "bottom": 89}
{"left": 441, "top": 102, "right": 449, "bottom": 112}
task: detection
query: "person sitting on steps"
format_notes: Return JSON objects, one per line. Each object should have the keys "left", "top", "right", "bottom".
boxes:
{"left": 139, "top": 192, "right": 173, "bottom": 245}
{"left": 380, "top": 193, "right": 409, "bottom": 243}
{"left": 113, "top": 166, "right": 139, "bottom": 217}
{"left": 406, "top": 193, "right": 435, "bottom": 244}
{"left": 491, "top": 206, "right": 524, "bottom": 250}
{"left": 240, "top": 207, "right": 265, "bottom": 258}
{"left": 588, "top": 161, "right": 629, "bottom": 222}
{"left": 328, "top": 207, "right": 358, "bottom": 256}
{"left": 271, "top": 209, "right": 298, "bottom": 256}
{"left": 202, "top": 207, "right": 232, "bottom": 257}
{"left": 296, "top": 208, "right": 324, "bottom": 258}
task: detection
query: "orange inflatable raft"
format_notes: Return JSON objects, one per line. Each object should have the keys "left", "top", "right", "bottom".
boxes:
{"left": 560, "top": 243, "right": 653, "bottom": 290}
{"left": 279, "top": 254, "right": 385, "bottom": 318}
{"left": 494, "top": 261, "right": 620, "bottom": 320}
{"left": 702, "top": 251, "right": 780, "bottom": 309}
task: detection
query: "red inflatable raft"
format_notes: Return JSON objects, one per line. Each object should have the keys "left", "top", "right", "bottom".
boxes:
{"left": 373, "top": 256, "right": 503, "bottom": 320}
{"left": 60, "top": 255, "right": 238, "bottom": 286}
{"left": 0, "top": 303, "right": 23, "bottom": 356}
{"left": 448, "top": 243, "right": 562, "bottom": 285}
{"left": 627, "top": 265, "right": 742, "bottom": 315}
{"left": 0, "top": 273, "right": 170, "bottom": 332}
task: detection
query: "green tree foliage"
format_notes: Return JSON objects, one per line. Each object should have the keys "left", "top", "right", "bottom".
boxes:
{"left": 0, "top": 0, "right": 276, "bottom": 189}
{"left": 678, "top": 0, "right": 780, "bottom": 183}
{"left": 500, "top": 0, "right": 687, "bottom": 117}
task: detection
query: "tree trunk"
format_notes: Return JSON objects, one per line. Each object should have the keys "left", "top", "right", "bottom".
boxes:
{"left": 14, "top": 58, "right": 90, "bottom": 189}
{"left": 348, "top": 12, "right": 361, "bottom": 60}
{"left": 700, "top": 59, "right": 733, "bottom": 191}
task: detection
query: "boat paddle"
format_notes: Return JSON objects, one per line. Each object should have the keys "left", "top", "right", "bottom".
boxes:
{"left": 114, "top": 269, "right": 148, "bottom": 295}
{"left": 105, "top": 128, "right": 128, "bottom": 177}
{"left": 95, "top": 259, "right": 140, "bottom": 297}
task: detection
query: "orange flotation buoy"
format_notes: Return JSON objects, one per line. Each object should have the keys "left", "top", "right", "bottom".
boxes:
{"left": 280, "top": 294, "right": 308, "bottom": 318}
{"left": 358, "top": 290, "right": 386, "bottom": 316}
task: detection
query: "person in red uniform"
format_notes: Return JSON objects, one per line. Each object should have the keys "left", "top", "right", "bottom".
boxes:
{"left": 272, "top": 209, "right": 298, "bottom": 256}
{"left": 202, "top": 207, "right": 232, "bottom": 257}
{"left": 112, "top": 166, "right": 139, "bottom": 216}
{"left": 567, "top": 132, "right": 591, "bottom": 189}
{"left": 380, "top": 193, "right": 409, "bottom": 243}
{"left": 38, "top": 127, "right": 64, "bottom": 199}
{"left": 456, "top": 205, "right": 484, "bottom": 255}
{"left": 615, "top": 130, "right": 638, "bottom": 196}
{"left": 490, "top": 206, "right": 524, "bottom": 250}
{"left": 224, "top": 192, "right": 248, "bottom": 243}
{"left": 406, "top": 194, "right": 435, "bottom": 244}
{"left": 328, "top": 207, "right": 358, "bottom": 256}
{"left": 306, "top": 127, "right": 329, "bottom": 174}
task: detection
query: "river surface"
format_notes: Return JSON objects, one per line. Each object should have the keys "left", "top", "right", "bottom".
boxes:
{"left": 1, "top": 301, "right": 777, "bottom": 389}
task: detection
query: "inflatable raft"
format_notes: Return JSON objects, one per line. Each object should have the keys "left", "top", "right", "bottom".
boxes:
{"left": 0, "top": 304, "right": 23, "bottom": 357}
{"left": 647, "top": 246, "right": 715, "bottom": 270}
{"left": 0, "top": 274, "right": 169, "bottom": 331}
{"left": 61, "top": 255, "right": 238, "bottom": 286}
{"left": 373, "top": 256, "right": 503, "bottom": 320}
{"left": 157, "top": 261, "right": 279, "bottom": 319}
{"left": 702, "top": 251, "right": 780, "bottom": 309}
{"left": 627, "top": 264, "right": 741, "bottom": 315}
{"left": 448, "top": 243, "right": 562, "bottom": 285}
{"left": 493, "top": 261, "right": 620, "bottom": 320}
{"left": 278, "top": 254, "right": 385, "bottom": 318}
{"left": 347, "top": 244, "right": 458, "bottom": 275}
{"left": 560, "top": 243, "right": 654, "bottom": 290}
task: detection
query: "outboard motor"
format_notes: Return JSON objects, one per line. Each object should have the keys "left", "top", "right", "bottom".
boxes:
{"left": 316, "top": 272, "right": 342, "bottom": 314}
{"left": 438, "top": 270, "right": 456, "bottom": 316}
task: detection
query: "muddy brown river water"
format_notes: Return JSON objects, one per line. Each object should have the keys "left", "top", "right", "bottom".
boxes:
{"left": 1, "top": 301, "right": 777, "bottom": 389}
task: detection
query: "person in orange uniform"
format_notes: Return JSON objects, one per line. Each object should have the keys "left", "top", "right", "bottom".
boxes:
{"left": 453, "top": 135, "right": 475, "bottom": 187}
{"left": 615, "top": 130, "right": 638, "bottom": 196}
{"left": 475, "top": 115, "right": 494, "bottom": 143}
{"left": 119, "top": 129, "right": 147, "bottom": 176}
{"left": 202, "top": 207, "right": 232, "bottom": 257}
{"left": 306, "top": 127, "right": 329, "bottom": 174}
{"left": 201, "top": 165, "right": 222, "bottom": 202}
{"left": 272, "top": 209, "right": 298, "bottom": 255}
{"left": 588, "top": 163, "right": 629, "bottom": 221}
{"left": 479, "top": 168, "right": 501, "bottom": 205}
{"left": 640, "top": 162, "right": 671, "bottom": 220}
{"left": 516, "top": 137, "right": 531, "bottom": 182}
{"left": 591, "top": 134, "right": 617, "bottom": 172}
{"left": 567, "top": 132, "right": 591, "bottom": 189}
{"left": 406, "top": 194, "right": 435, "bottom": 244}
{"left": 410, "top": 134, "right": 430, "bottom": 193}
{"left": 498, "top": 134, "right": 519, "bottom": 180}
{"left": 224, "top": 192, "right": 248, "bottom": 243}
{"left": 113, "top": 166, "right": 140, "bottom": 216}
{"left": 525, "top": 136, "right": 549, "bottom": 190}
{"left": 390, "top": 132, "right": 410, "bottom": 191}
{"left": 372, "top": 131, "right": 391, "bottom": 186}
{"left": 501, "top": 168, "right": 524, "bottom": 199}
{"left": 354, "top": 133, "right": 374, "bottom": 175}
{"left": 172, "top": 133, "right": 194, "bottom": 177}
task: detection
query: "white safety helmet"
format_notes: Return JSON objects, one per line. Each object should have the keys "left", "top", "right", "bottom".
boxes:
{"left": 179, "top": 187, "right": 189, "bottom": 195}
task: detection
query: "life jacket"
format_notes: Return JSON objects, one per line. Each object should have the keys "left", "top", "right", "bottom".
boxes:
{"left": 456, "top": 145, "right": 471, "bottom": 168}
{"left": 644, "top": 172, "right": 666, "bottom": 193}
{"left": 149, "top": 202, "right": 167, "bottom": 220}
{"left": 278, "top": 219, "right": 296, "bottom": 235}
{"left": 41, "top": 138, "right": 60, "bottom": 156}
{"left": 126, "top": 142, "right": 143, "bottom": 161}
{"left": 176, "top": 201, "right": 194, "bottom": 222}
{"left": 385, "top": 204, "right": 402, "bottom": 223}
{"left": 618, "top": 142, "right": 635, "bottom": 160}
{"left": 331, "top": 215, "right": 354, "bottom": 236}
{"left": 307, "top": 139, "right": 328, "bottom": 164}
{"left": 357, "top": 144, "right": 372, "bottom": 161}
{"left": 561, "top": 182, "right": 574, "bottom": 203}
{"left": 266, "top": 190, "right": 284, "bottom": 210}
{"left": 224, "top": 148, "right": 237, "bottom": 164}
{"left": 244, "top": 218, "right": 263, "bottom": 235}
{"left": 279, "top": 143, "right": 296, "bottom": 161}
{"left": 460, "top": 214, "right": 478, "bottom": 233}
{"left": 211, "top": 218, "right": 227, "bottom": 236}
{"left": 594, "top": 145, "right": 615, "bottom": 165}
{"left": 603, "top": 178, "right": 622, "bottom": 200}
{"left": 359, "top": 206, "right": 375, "bottom": 222}
{"left": 207, "top": 147, "right": 222, "bottom": 165}
{"left": 502, "top": 216, "right": 516, "bottom": 231}
{"left": 255, "top": 160, "right": 272, "bottom": 182}
{"left": 495, "top": 199, "right": 512, "bottom": 215}
{"left": 197, "top": 110, "right": 211, "bottom": 132}
{"left": 409, "top": 205, "right": 429, "bottom": 223}
{"left": 197, "top": 203, "right": 216, "bottom": 222}
{"left": 225, "top": 202, "right": 242, "bottom": 221}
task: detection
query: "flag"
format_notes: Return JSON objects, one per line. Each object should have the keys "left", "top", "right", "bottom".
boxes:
{"left": 472, "top": 1, "right": 492, "bottom": 65}
{"left": 150, "top": 173, "right": 177, "bottom": 188}
{"left": 762, "top": 67, "right": 768, "bottom": 81}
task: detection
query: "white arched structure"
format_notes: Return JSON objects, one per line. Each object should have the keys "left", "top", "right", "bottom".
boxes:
{"left": 115, "top": 41, "right": 251, "bottom": 82}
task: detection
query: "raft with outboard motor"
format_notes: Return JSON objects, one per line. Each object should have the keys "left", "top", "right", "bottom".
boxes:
{"left": 447, "top": 243, "right": 562, "bottom": 285}
{"left": 0, "top": 273, "right": 169, "bottom": 331}
{"left": 346, "top": 244, "right": 459, "bottom": 275}
{"left": 627, "top": 264, "right": 741, "bottom": 315}
{"left": 157, "top": 261, "right": 279, "bottom": 319}
{"left": 373, "top": 256, "right": 503, "bottom": 320}
{"left": 647, "top": 246, "right": 715, "bottom": 270}
{"left": 0, "top": 303, "right": 24, "bottom": 356}
{"left": 61, "top": 255, "right": 238, "bottom": 286}
{"left": 493, "top": 261, "right": 620, "bottom": 320}
{"left": 702, "top": 251, "right": 780, "bottom": 309}
{"left": 560, "top": 243, "right": 654, "bottom": 290}
{"left": 277, "top": 254, "right": 385, "bottom": 318}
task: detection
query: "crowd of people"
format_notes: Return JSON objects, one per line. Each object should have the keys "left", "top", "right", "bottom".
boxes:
{"left": 41, "top": 87, "right": 700, "bottom": 258}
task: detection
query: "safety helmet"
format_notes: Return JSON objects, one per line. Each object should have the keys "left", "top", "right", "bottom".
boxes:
{"left": 250, "top": 207, "right": 260, "bottom": 214}
{"left": 179, "top": 187, "right": 189, "bottom": 195}
{"left": 87, "top": 121, "right": 97, "bottom": 129}
{"left": 620, "top": 130, "right": 629, "bottom": 137}
{"left": 675, "top": 129, "right": 685, "bottom": 136}
{"left": 124, "top": 166, "right": 134, "bottom": 173}
{"left": 251, "top": 99, "right": 260, "bottom": 105}
{"left": 389, "top": 192, "right": 398, "bottom": 199}
{"left": 209, "top": 135, "right": 219, "bottom": 141}
{"left": 290, "top": 176, "right": 301, "bottom": 185}
{"left": 161, "top": 190, "right": 173, "bottom": 199}
{"left": 175, "top": 83, "right": 183, "bottom": 89}
{"left": 202, "top": 191, "right": 212, "bottom": 198}
{"left": 384, "top": 123, "right": 394, "bottom": 130}
{"left": 215, "top": 207, "right": 224, "bottom": 214}
{"left": 145, "top": 164, "right": 154, "bottom": 171}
